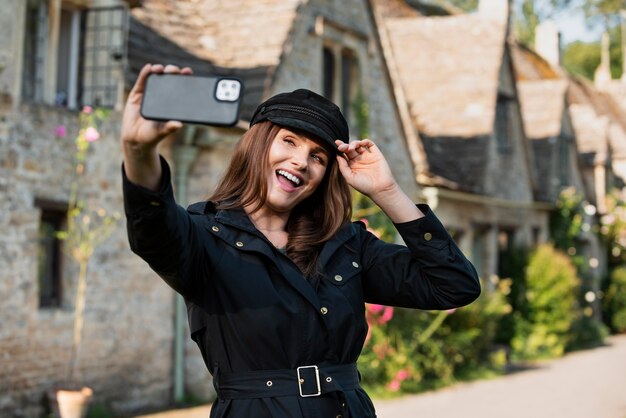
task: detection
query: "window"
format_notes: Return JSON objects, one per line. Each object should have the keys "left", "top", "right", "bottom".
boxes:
{"left": 36, "top": 200, "right": 67, "bottom": 308}
{"left": 316, "top": 16, "right": 366, "bottom": 137}
{"left": 21, "top": 1, "right": 129, "bottom": 109}
{"left": 22, "top": 0, "right": 47, "bottom": 103}
{"left": 340, "top": 49, "right": 358, "bottom": 118}
{"left": 80, "top": 6, "right": 129, "bottom": 107}
{"left": 322, "top": 47, "right": 335, "bottom": 101}
{"left": 322, "top": 44, "right": 360, "bottom": 133}
{"left": 558, "top": 135, "right": 571, "bottom": 186}
{"left": 495, "top": 94, "right": 512, "bottom": 153}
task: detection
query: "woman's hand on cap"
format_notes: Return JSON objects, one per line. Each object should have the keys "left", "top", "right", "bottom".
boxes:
{"left": 334, "top": 139, "right": 397, "bottom": 198}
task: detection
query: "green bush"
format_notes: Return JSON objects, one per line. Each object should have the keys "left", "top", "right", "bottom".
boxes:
{"left": 510, "top": 244, "right": 580, "bottom": 360}
{"left": 358, "top": 280, "right": 510, "bottom": 396}
{"left": 605, "top": 267, "right": 626, "bottom": 333}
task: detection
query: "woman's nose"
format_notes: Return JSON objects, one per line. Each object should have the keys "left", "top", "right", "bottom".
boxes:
{"left": 290, "top": 151, "right": 308, "bottom": 170}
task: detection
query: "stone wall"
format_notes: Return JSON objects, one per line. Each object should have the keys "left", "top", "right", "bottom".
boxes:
{"left": 0, "top": 103, "right": 180, "bottom": 417}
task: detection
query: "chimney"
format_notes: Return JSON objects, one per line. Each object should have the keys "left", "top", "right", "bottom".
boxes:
{"left": 594, "top": 31, "right": 612, "bottom": 89}
{"left": 479, "top": 0, "right": 511, "bottom": 26}
{"left": 535, "top": 21, "right": 561, "bottom": 68}
{"left": 620, "top": 9, "right": 626, "bottom": 83}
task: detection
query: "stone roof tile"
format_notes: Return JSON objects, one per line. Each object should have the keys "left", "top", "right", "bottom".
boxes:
{"left": 131, "top": 0, "right": 299, "bottom": 68}
{"left": 517, "top": 80, "right": 567, "bottom": 139}
{"left": 385, "top": 14, "right": 506, "bottom": 138}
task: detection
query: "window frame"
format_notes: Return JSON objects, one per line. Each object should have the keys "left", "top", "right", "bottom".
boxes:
{"left": 20, "top": 0, "right": 129, "bottom": 109}
{"left": 316, "top": 16, "right": 366, "bottom": 138}
{"left": 495, "top": 93, "right": 513, "bottom": 154}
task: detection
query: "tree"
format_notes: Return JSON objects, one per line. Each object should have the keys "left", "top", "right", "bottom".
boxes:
{"left": 562, "top": 23, "right": 623, "bottom": 79}
{"left": 583, "top": 0, "right": 624, "bottom": 28}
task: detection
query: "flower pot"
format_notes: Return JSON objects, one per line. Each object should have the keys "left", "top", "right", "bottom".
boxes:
{"left": 54, "top": 387, "right": 93, "bottom": 418}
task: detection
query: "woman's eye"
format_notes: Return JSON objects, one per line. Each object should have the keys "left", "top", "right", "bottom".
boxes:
{"left": 311, "top": 154, "right": 325, "bottom": 164}
{"left": 283, "top": 138, "right": 295, "bottom": 146}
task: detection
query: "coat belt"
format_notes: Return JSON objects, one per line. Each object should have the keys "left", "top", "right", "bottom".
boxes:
{"left": 214, "top": 363, "right": 361, "bottom": 399}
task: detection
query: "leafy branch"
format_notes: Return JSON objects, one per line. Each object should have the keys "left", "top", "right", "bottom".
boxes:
{"left": 55, "top": 106, "right": 120, "bottom": 385}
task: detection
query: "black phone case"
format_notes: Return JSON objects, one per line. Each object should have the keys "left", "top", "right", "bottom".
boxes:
{"left": 140, "top": 74, "right": 243, "bottom": 127}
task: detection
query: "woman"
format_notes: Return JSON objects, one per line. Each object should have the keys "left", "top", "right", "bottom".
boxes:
{"left": 121, "top": 64, "right": 480, "bottom": 418}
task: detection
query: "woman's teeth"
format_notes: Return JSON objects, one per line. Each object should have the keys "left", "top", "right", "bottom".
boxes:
{"left": 277, "top": 170, "right": 301, "bottom": 186}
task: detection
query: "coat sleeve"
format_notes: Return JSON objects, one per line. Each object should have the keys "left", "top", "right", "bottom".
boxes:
{"left": 360, "top": 204, "right": 480, "bottom": 310}
{"left": 122, "top": 156, "right": 209, "bottom": 298}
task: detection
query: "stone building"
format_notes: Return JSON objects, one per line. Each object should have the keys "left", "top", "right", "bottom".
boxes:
{"left": 511, "top": 27, "right": 609, "bottom": 317}
{"left": 4, "top": 0, "right": 621, "bottom": 416}
{"left": 0, "top": 0, "right": 415, "bottom": 416}
{"left": 373, "top": 0, "right": 549, "bottom": 283}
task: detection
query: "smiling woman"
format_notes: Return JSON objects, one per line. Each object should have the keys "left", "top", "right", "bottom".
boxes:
{"left": 120, "top": 63, "right": 481, "bottom": 418}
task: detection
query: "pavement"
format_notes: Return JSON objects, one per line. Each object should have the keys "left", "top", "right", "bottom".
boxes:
{"left": 133, "top": 334, "right": 626, "bottom": 418}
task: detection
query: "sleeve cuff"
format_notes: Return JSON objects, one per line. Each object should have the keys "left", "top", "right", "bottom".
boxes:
{"left": 122, "top": 155, "right": 175, "bottom": 216}
{"left": 394, "top": 204, "right": 450, "bottom": 249}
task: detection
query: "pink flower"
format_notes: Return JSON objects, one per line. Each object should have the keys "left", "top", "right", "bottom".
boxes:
{"left": 368, "top": 304, "right": 384, "bottom": 314}
{"left": 387, "top": 380, "right": 401, "bottom": 391}
{"left": 85, "top": 126, "right": 100, "bottom": 142}
{"left": 379, "top": 306, "right": 394, "bottom": 324}
{"left": 54, "top": 125, "right": 67, "bottom": 138}
{"left": 82, "top": 105, "right": 93, "bottom": 114}
{"left": 396, "top": 369, "right": 409, "bottom": 381}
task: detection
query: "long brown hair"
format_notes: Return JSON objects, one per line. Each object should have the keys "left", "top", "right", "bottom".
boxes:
{"left": 209, "top": 121, "right": 352, "bottom": 276}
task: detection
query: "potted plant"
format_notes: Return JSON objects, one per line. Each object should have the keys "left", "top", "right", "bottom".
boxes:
{"left": 50, "top": 106, "right": 119, "bottom": 418}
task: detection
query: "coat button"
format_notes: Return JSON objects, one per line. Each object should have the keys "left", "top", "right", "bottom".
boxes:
{"left": 424, "top": 232, "right": 432, "bottom": 241}
{"left": 352, "top": 261, "right": 359, "bottom": 268}
{"left": 236, "top": 241, "right": 244, "bottom": 247}
{"left": 334, "top": 275, "right": 343, "bottom": 282}
{"left": 266, "top": 380, "right": 273, "bottom": 387}
{"left": 320, "top": 307, "right": 328, "bottom": 315}
{"left": 211, "top": 226, "right": 220, "bottom": 232}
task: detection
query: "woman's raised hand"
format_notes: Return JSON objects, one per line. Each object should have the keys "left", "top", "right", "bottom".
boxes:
{"left": 335, "top": 139, "right": 424, "bottom": 223}
{"left": 121, "top": 64, "right": 192, "bottom": 148}
{"left": 335, "top": 139, "right": 397, "bottom": 198}
{"left": 121, "top": 64, "right": 192, "bottom": 190}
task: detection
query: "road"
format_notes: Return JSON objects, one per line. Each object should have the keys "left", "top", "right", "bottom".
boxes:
{"left": 375, "top": 334, "right": 626, "bottom": 418}
{"left": 134, "top": 335, "right": 626, "bottom": 418}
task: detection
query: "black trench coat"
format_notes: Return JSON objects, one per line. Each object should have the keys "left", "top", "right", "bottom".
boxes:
{"left": 123, "top": 159, "right": 480, "bottom": 418}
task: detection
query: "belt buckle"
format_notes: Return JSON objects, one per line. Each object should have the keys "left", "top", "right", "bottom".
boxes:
{"left": 297, "top": 365, "right": 321, "bottom": 397}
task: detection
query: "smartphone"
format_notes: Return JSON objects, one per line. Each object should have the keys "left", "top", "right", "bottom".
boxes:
{"left": 140, "top": 73, "right": 243, "bottom": 127}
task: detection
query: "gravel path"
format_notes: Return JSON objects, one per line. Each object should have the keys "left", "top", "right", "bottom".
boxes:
{"left": 134, "top": 335, "right": 626, "bottom": 418}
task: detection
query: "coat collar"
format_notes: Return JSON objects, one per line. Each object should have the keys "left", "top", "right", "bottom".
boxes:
{"left": 196, "top": 201, "right": 359, "bottom": 309}
{"left": 208, "top": 202, "right": 358, "bottom": 256}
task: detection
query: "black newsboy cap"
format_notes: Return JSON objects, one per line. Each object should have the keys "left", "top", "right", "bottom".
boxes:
{"left": 249, "top": 89, "right": 349, "bottom": 151}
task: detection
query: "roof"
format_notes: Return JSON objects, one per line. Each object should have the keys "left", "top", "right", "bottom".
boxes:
{"left": 510, "top": 42, "right": 562, "bottom": 82}
{"left": 127, "top": 0, "right": 301, "bottom": 120}
{"left": 568, "top": 76, "right": 626, "bottom": 159}
{"left": 384, "top": 14, "right": 507, "bottom": 138}
{"left": 517, "top": 80, "right": 567, "bottom": 139}
{"left": 130, "top": 0, "right": 299, "bottom": 68}
{"left": 377, "top": 11, "right": 508, "bottom": 193}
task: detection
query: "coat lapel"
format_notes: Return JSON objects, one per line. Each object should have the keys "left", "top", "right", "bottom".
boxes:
{"left": 212, "top": 208, "right": 322, "bottom": 309}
